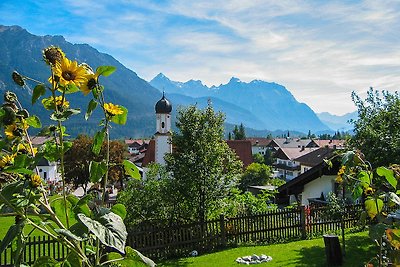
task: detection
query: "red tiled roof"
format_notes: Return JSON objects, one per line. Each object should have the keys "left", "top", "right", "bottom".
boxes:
{"left": 226, "top": 140, "right": 253, "bottom": 168}
{"left": 141, "top": 139, "right": 155, "bottom": 167}
{"left": 142, "top": 139, "right": 253, "bottom": 168}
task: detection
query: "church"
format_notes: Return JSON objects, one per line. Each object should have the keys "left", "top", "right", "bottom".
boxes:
{"left": 142, "top": 93, "right": 253, "bottom": 168}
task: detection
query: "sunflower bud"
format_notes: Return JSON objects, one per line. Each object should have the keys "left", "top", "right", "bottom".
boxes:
{"left": 30, "top": 174, "right": 42, "bottom": 188}
{"left": 12, "top": 71, "right": 25, "bottom": 86}
{"left": 17, "top": 109, "right": 29, "bottom": 119}
{"left": 1, "top": 106, "right": 16, "bottom": 125}
{"left": 43, "top": 46, "right": 65, "bottom": 65}
{"left": 4, "top": 91, "right": 18, "bottom": 104}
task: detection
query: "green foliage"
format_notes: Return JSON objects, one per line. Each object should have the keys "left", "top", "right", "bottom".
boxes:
{"left": 208, "top": 189, "right": 277, "bottom": 218}
{"left": 78, "top": 209, "right": 127, "bottom": 254}
{"left": 238, "top": 162, "right": 272, "bottom": 192}
{"left": 252, "top": 153, "right": 264, "bottom": 164}
{"left": 0, "top": 47, "right": 153, "bottom": 266}
{"left": 165, "top": 103, "right": 243, "bottom": 222}
{"left": 118, "top": 163, "right": 175, "bottom": 227}
{"left": 350, "top": 89, "right": 400, "bottom": 167}
{"left": 232, "top": 123, "right": 246, "bottom": 140}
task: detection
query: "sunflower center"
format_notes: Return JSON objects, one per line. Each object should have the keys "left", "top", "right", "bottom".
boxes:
{"left": 62, "top": 71, "right": 76, "bottom": 81}
{"left": 87, "top": 78, "right": 97, "bottom": 90}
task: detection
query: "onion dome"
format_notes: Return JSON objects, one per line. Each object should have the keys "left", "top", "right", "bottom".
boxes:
{"left": 155, "top": 92, "right": 172, "bottom": 113}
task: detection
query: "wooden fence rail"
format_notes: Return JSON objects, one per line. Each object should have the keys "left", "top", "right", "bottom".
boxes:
{"left": 0, "top": 204, "right": 364, "bottom": 265}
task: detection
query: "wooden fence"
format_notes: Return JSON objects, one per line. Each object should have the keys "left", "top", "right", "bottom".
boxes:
{"left": 0, "top": 205, "right": 364, "bottom": 265}
{"left": 127, "top": 204, "right": 364, "bottom": 259}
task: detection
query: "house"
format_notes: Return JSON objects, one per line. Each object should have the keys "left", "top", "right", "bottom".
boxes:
{"left": 125, "top": 139, "right": 149, "bottom": 155}
{"left": 267, "top": 138, "right": 319, "bottom": 151}
{"left": 314, "top": 139, "right": 346, "bottom": 149}
{"left": 246, "top": 137, "right": 272, "bottom": 155}
{"left": 274, "top": 147, "right": 319, "bottom": 180}
{"left": 295, "top": 147, "right": 335, "bottom": 174}
{"left": 276, "top": 156, "right": 340, "bottom": 206}
{"left": 30, "top": 136, "right": 61, "bottom": 182}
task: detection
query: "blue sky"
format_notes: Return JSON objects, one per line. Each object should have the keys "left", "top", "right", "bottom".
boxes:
{"left": 1, "top": 0, "right": 400, "bottom": 115}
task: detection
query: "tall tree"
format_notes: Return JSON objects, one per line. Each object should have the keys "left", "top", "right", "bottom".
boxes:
{"left": 233, "top": 123, "right": 246, "bottom": 140}
{"left": 165, "top": 103, "right": 243, "bottom": 222}
{"left": 238, "top": 163, "right": 272, "bottom": 192}
{"left": 350, "top": 88, "right": 400, "bottom": 167}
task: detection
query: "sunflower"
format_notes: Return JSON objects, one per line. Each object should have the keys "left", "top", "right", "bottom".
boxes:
{"left": 335, "top": 165, "right": 346, "bottom": 183}
{"left": 0, "top": 154, "right": 15, "bottom": 168}
{"left": 30, "top": 174, "right": 42, "bottom": 188}
{"left": 50, "top": 57, "right": 87, "bottom": 88}
{"left": 15, "top": 143, "right": 37, "bottom": 155}
{"left": 43, "top": 46, "right": 65, "bottom": 65}
{"left": 364, "top": 187, "right": 374, "bottom": 195}
{"left": 53, "top": 96, "right": 69, "bottom": 108}
{"left": 104, "top": 103, "right": 123, "bottom": 116}
{"left": 5, "top": 124, "right": 18, "bottom": 139}
{"left": 81, "top": 73, "right": 99, "bottom": 95}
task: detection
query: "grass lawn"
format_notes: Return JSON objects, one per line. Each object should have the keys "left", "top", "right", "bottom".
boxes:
{"left": 158, "top": 231, "right": 376, "bottom": 267}
{"left": 0, "top": 215, "right": 55, "bottom": 240}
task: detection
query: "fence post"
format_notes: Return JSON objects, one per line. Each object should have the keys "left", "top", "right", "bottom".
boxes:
{"left": 219, "top": 214, "right": 226, "bottom": 248}
{"left": 300, "top": 206, "right": 307, "bottom": 239}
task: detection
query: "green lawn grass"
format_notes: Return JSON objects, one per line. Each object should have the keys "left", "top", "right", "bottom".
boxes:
{"left": 158, "top": 231, "right": 375, "bottom": 267}
{"left": 0, "top": 215, "right": 53, "bottom": 240}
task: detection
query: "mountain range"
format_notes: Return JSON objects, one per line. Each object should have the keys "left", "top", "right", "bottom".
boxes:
{"left": 0, "top": 25, "right": 354, "bottom": 138}
{"left": 317, "top": 111, "right": 357, "bottom": 132}
{"left": 150, "top": 74, "right": 336, "bottom": 133}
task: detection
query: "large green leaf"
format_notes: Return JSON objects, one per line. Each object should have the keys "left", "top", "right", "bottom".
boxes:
{"left": 111, "top": 105, "right": 128, "bottom": 125}
{"left": 0, "top": 221, "right": 24, "bottom": 254}
{"left": 26, "top": 115, "right": 42, "bottom": 128}
{"left": 125, "top": 246, "right": 156, "bottom": 267}
{"left": 369, "top": 223, "right": 387, "bottom": 241}
{"left": 0, "top": 180, "right": 25, "bottom": 207}
{"left": 50, "top": 108, "right": 81, "bottom": 121}
{"left": 365, "top": 197, "right": 384, "bottom": 219}
{"left": 96, "top": 66, "right": 116, "bottom": 77}
{"left": 32, "top": 84, "right": 46, "bottom": 104}
{"left": 357, "top": 171, "right": 371, "bottom": 188}
{"left": 377, "top": 166, "right": 397, "bottom": 190}
{"left": 352, "top": 184, "right": 363, "bottom": 200}
{"left": 78, "top": 210, "right": 127, "bottom": 254}
{"left": 32, "top": 256, "right": 58, "bottom": 267}
{"left": 123, "top": 160, "right": 141, "bottom": 180}
{"left": 107, "top": 246, "right": 156, "bottom": 267}
{"left": 54, "top": 229, "right": 84, "bottom": 241}
{"left": 89, "top": 161, "right": 107, "bottom": 183}
{"left": 341, "top": 151, "right": 355, "bottom": 165}
{"left": 85, "top": 99, "right": 97, "bottom": 120}
{"left": 92, "top": 130, "right": 105, "bottom": 155}
{"left": 63, "top": 251, "right": 82, "bottom": 267}
{"left": 111, "top": 204, "right": 127, "bottom": 220}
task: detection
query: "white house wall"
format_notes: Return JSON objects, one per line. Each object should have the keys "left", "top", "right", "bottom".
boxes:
{"left": 38, "top": 163, "right": 59, "bottom": 182}
{"left": 301, "top": 175, "right": 335, "bottom": 205}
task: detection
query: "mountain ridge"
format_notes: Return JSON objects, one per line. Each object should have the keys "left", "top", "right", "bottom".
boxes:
{"left": 150, "top": 73, "right": 331, "bottom": 133}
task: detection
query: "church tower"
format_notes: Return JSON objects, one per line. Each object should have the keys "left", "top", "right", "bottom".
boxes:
{"left": 154, "top": 92, "right": 172, "bottom": 165}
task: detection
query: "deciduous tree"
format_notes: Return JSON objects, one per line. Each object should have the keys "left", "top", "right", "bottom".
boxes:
{"left": 165, "top": 103, "right": 243, "bottom": 222}
{"left": 350, "top": 89, "right": 400, "bottom": 167}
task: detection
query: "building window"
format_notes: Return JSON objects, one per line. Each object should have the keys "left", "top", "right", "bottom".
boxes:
{"left": 161, "top": 122, "right": 165, "bottom": 128}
